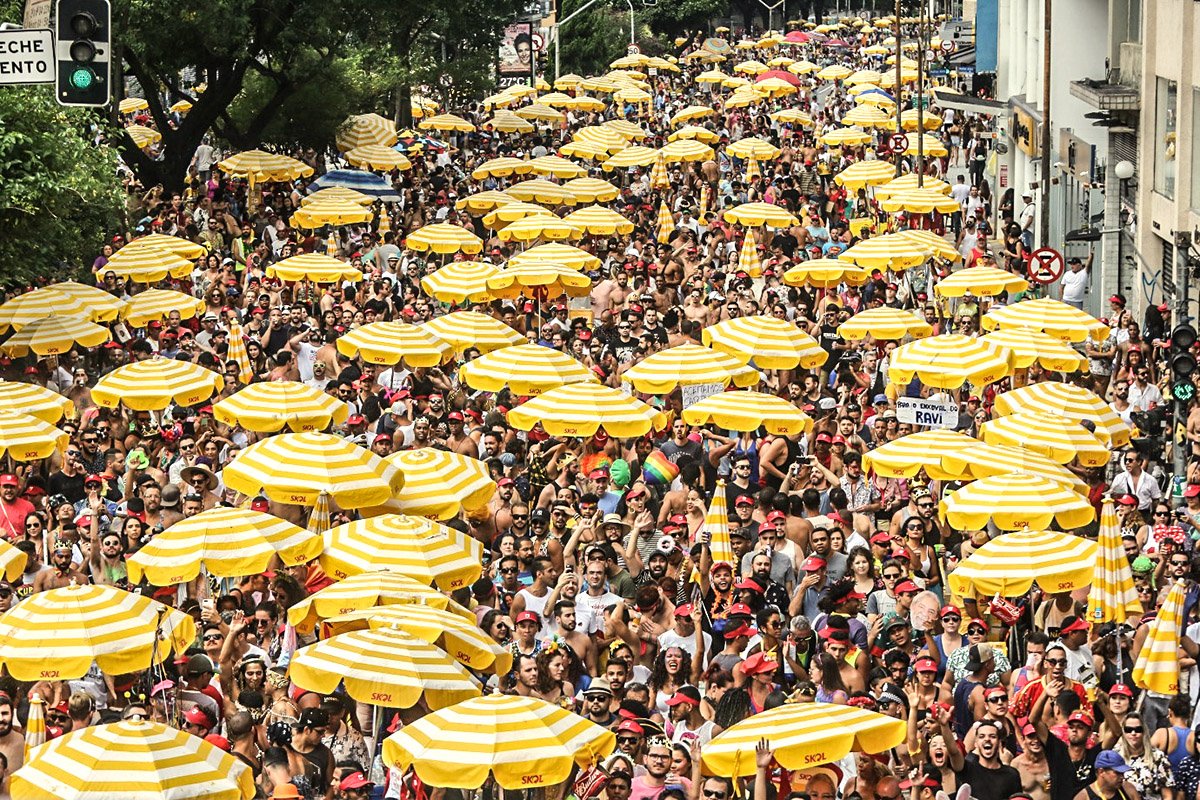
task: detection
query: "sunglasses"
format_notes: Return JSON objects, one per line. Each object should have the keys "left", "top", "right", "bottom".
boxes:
{"left": 616, "top": 736, "right": 640, "bottom": 745}
{"left": 942, "top": 615, "right": 961, "bottom": 622}
{"left": 512, "top": 515, "right": 528, "bottom": 521}
{"left": 1044, "top": 657, "right": 1067, "bottom": 666}
{"left": 988, "top": 695, "right": 1008, "bottom": 702}
{"left": 703, "top": 792, "right": 728, "bottom": 800}
{"left": 967, "top": 627, "right": 987, "bottom": 635}
{"left": 1124, "top": 726, "right": 1143, "bottom": 733}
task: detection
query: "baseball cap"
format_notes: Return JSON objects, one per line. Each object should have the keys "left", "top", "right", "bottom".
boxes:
{"left": 1109, "top": 683, "right": 1134, "bottom": 698}
{"left": 913, "top": 656, "right": 938, "bottom": 673}
{"left": 801, "top": 555, "right": 827, "bottom": 571}
{"left": 893, "top": 579, "right": 919, "bottom": 594}
{"left": 724, "top": 623, "right": 757, "bottom": 639}
{"left": 939, "top": 605, "right": 961, "bottom": 618}
{"left": 339, "top": 772, "right": 374, "bottom": 791}
{"left": 187, "top": 654, "right": 217, "bottom": 675}
{"left": 497, "top": 477, "right": 514, "bottom": 487}
{"left": 515, "top": 611, "right": 540, "bottom": 626}
{"left": 666, "top": 685, "right": 702, "bottom": 706}
{"left": 1116, "top": 494, "right": 1138, "bottom": 506}
{"left": 1068, "top": 710, "right": 1095, "bottom": 728}
{"left": 297, "top": 708, "right": 329, "bottom": 729}
{"left": 1185, "top": 484, "right": 1200, "bottom": 498}
{"left": 740, "top": 652, "right": 778, "bottom": 676}
{"left": 727, "top": 603, "right": 755, "bottom": 618}
{"left": 1095, "top": 750, "right": 1130, "bottom": 773}
{"left": 673, "top": 603, "right": 693, "bottom": 617}
{"left": 964, "top": 643, "right": 994, "bottom": 672}
{"left": 203, "top": 734, "right": 230, "bottom": 751}
{"left": 1060, "top": 615, "right": 1088, "bottom": 634}
{"left": 184, "top": 706, "right": 214, "bottom": 727}
{"left": 873, "top": 393, "right": 889, "bottom": 405}
{"left": 734, "top": 495, "right": 755, "bottom": 506}
{"left": 870, "top": 532, "right": 892, "bottom": 546}
{"left": 735, "top": 577, "right": 763, "bottom": 593}
{"left": 616, "top": 719, "right": 644, "bottom": 735}
{"left": 766, "top": 510, "right": 787, "bottom": 523}
{"left": 0, "top": 474, "right": 18, "bottom": 487}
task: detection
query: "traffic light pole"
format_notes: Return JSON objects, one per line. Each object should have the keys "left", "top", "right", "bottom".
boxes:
{"left": 1174, "top": 232, "right": 1193, "bottom": 490}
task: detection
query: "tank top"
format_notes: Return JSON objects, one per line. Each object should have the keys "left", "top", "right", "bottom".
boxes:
{"left": 952, "top": 678, "right": 982, "bottom": 738}
{"left": 731, "top": 438, "right": 760, "bottom": 485}
{"left": 1168, "top": 725, "right": 1191, "bottom": 774}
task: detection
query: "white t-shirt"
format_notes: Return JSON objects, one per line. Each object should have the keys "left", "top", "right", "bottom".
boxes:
{"left": 659, "top": 628, "right": 712, "bottom": 669}
{"left": 577, "top": 590, "right": 621, "bottom": 635}
{"left": 293, "top": 341, "right": 319, "bottom": 382}
{"left": 1061, "top": 267, "right": 1088, "bottom": 302}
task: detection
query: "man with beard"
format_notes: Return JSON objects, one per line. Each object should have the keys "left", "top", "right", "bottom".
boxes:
{"left": 744, "top": 551, "right": 791, "bottom": 612}
{"left": 550, "top": 599, "right": 597, "bottom": 674}
{"left": 1012, "top": 723, "right": 1051, "bottom": 800}
{"left": 666, "top": 685, "right": 714, "bottom": 747}
{"left": 700, "top": 559, "right": 736, "bottom": 630}
{"left": 940, "top": 712, "right": 1022, "bottom": 800}
{"left": 0, "top": 695, "right": 23, "bottom": 773}
{"left": 1032, "top": 680, "right": 1120, "bottom": 800}
{"left": 630, "top": 736, "right": 690, "bottom": 800}
{"left": 33, "top": 540, "right": 88, "bottom": 592}
{"left": 580, "top": 679, "right": 617, "bottom": 728}
{"left": 631, "top": 543, "right": 671, "bottom": 589}
{"left": 809, "top": 527, "right": 848, "bottom": 583}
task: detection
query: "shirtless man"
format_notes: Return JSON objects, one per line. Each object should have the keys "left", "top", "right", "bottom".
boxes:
{"left": 0, "top": 696, "right": 24, "bottom": 775}
{"left": 1011, "top": 723, "right": 1051, "bottom": 800}
{"left": 682, "top": 289, "right": 709, "bottom": 326}
{"left": 33, "top": 541, "right": 88, "bottom": 593}
{"left": 549, "top": 599, "right": 599, "bottom": 675}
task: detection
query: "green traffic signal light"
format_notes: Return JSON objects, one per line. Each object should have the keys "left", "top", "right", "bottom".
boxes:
{"left": 69, "top": 67, "right": 95, "bottom": 89}
{"left": 1173, "top": 380, "right": 1196, "bottom": 403}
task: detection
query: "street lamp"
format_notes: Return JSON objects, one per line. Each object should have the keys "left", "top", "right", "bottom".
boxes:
{"left": 1114, "top": 160, "right": 1134, "bottom": 180}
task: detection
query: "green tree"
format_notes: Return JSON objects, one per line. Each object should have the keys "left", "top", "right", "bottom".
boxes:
{"left": 0, "top": 88, "right": 124, "bottom": 282}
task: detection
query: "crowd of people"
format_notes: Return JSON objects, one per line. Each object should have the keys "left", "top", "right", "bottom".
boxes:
{"left": 0, "top": 12, "right": 1197, "bottom": 800}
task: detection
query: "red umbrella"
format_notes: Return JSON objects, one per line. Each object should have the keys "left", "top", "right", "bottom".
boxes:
{"left": 824, "top": 39, "right": 852, "bottom": 48}
{"left": 784, "top": 31, "right": 809, "bottom": 43}
{"left": 756, "top": 70, "right": 802, "bottom": 87}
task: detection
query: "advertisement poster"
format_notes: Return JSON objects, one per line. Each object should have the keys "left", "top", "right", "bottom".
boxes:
{"left": 498, "top": 22, "right": 534, "bottom": 78}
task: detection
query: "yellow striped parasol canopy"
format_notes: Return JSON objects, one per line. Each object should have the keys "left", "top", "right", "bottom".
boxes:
{"left": 301, "top": 187, "right": 373, "bottom": 207}
{"left": 364, "top": 448, "right": 496, "bottom": 521}
{"left": 601, "top": 119, "right": 649, "bottom": 139}
{"left": 771, "top": 109, "right": 814, "bottom": 126}
{"left": 723, "top": 202, "right": 798, "bottom": 228}
{"left": 118, "top": 97, "right": 148, "bottom": 113}
{"left": 217, "top": 149, "right": 313, "bottom": 182}
{"left": 482, "top": 111, "right": 535, "bottom": 134}
{"left": 702, "top": 315, "right": 826, "bottom": 369}
{"left": 344, "top": 144, "right": 411, "bottom": 171}
{"left": 659, "top": 138, "right": 715, "bottom": 163}
{"left": 383, "top": 695, "right": 615, "bottom": 789}
{"left": 966, "top": 443, "right": 1091, "bottom": 494}
{"left": 122, "top": 289, "right": 206, "bottom": 327}
{"left": 978, "top": 412, "right": 1111, "bottom": 466}
{"left": 496, "top": 216, "right": 583, "bottom": 242}
{"left": 38, "top": 281, "right": 126, "bottom": 321}
{"left": 12, "top": 719, "right": 255, "bottom": 800}
{"left": 420, "top": 261, "right": 498, "bottom": 304}
{"left": 101, "top": 242, "right": 196, "bottom": 283}
{"left": 574, "top": 125, "right": 629, "bottom": 153}
{"left": 1132, "top": 578, "right": 1185, "bottom": 694}
{"left": 682, "top": 391, "right": 813, "bottom": 435}
{"left": 601, "top": 145, "right": 659, "bottom": 170}
{"left": 840, "top": 105, "right": 893, "bottom": 128}
{"left": 456, "top": 190, "right": 516, "bottom": 214}
{"left": 0, "top": 540, "right": 27, "bottom": 582}
{"left": 327, "top": 603, "right": 512, "bottom": 674}
{"left": 737, "top": 230, "right": 762, "bottom": 277}
{"left": 834, "top": 160, "right": 900, "bottom": 189}
{"left": 945, "top": 528, "right": 1099, "bottom": 597}
{"left": 874, "top": 174, "right": 952, "bottom": 198}
{"left": 846, "top": 68, "right": 884, "bottom": 85}
{"left": 0, "top": 382, "right": 74, "bottom": 424}
{"left": 223, "top": 431, "right": 404, "bottom": 508}
{"left": 418, "top": 113, "right": 476, "bottom": 132}
{"left": 838, "top": 233, "right": 931, "bottom": 269}
{"left": 940, "top": 473, "right": 1096, "bottom": 531}
{"left": 879, "top": 189, "right": 960, "bottom": 214}
{"left": 213, "top": 381, "right": 349, "bottom": 432}
{"left": 980, "top": 329, "right": 1090, "bottom": 372}
{"left": 508, "top": 383, "right": 667, "bottom": 438}
{"left": 982, "top": 297, "right": 1110, "bottom": 342}
{"left": 526, "top": 155, "right": 587, "bottom": 178}
{"left": 902, "top": 133, "right": 949, "bottom": 157}
{"left": 656, "top": 200, "right": 675, "bottom": 244}
{"left": 472, "top": 157, "right": 536, "bottom": 180}
{"left": 421, "top": 311, "right": 525, "bottom": 353}
{"left": 0, "top": 316, "right": 110, "bottom": 357}
{"left": 705, "top": 479, "right": 734, "bottom": 566}
{"left": 0, "top": 583, "right": 195, "bottom": 681}
{"left": 483, "top": 203, "right": 556, "bottom": 228}
{"left": 994, "top": 381, "right": 1131, "bottom": 447}
{"left": 287, "top": 570, "right": 465, "bottom": 634}
{"left": 290, "top": 199, "right": 374, "bottom": 229}
{"left": 936, "top": 265, "right": 1028, "bottom": 297}
{"left": 405, "top": 223, "right": 484, "bottom": 255}
{"left": 486, "top": 262, "right": 593, "bottom": 299}
{"left": 0, "top": 287, "right": 100, "bottom": 332}
{"left": 887, "top": 334, "right": 1012, "bottom": 389}
{"left": 91, "top": 358, "right": 223, "bottom": 411}
{"left": 1088, "top": 500, "right": 1142, "bottom": 625}
{"left": 127, "top": 233, "right": 207, "bottom": 259}
{"left": 564, "top": 205, "right": 636, "bottom": 236}
{"left": 733, "top": 59, "right": 769, "bottom": 75}
{"left": 0, "top": 411, "right": 68, "bottom": 462}
{"left": 460, "top": 344, "right": 598, "bottom": 395}
{"left": 669, "top": 125, "right": 721, "bottom": 143}
{"left": 505, "top": 179, "right": 578, "bottom": 206}
{"left": 783, "top": 259, "right": 871, "bottom": 288}
{"left": 820, "top": 127, "right": 873, "bottom": 147}
{"left": 289, "top": 626, "right": 481, "bottom": 708}
{"left": 838, "top": 308, "right": 934, "bottom": 341}
{"left": 335, "top": 112, "right": 399, "bottom": 151}
{"left": 889, "top": 108, "right": 945, "bottom": 131}
{"left": 702, "top": 702, "right": 905, "bottom": 778}
{"left": 336, "top": 321, "right": 454, "bottom": 367}
{"left": 727, "top": 136, "right": 781, "bottom": 160}
{"left": 622, "top": 343, "right": 760, "bottom": 394}
{"left": 267, "top": 252, "right": 363, "bottom": 283}
{"left": 320, "top": 514, "right": 484, "bottom": 589}
{"left": 562, "top": 177, "right": 621, "bottom": 203}
{"left": 862, "top": 429, "right": 981, "bottom": 479}
{"left": 126, "top": 507, "right": 321, "bottom": 585}
{"left": 670, "top": 104, "right": 717, "bottom": 125}
{"left": 817, "top": 64, "right": 854, "bottom": 81}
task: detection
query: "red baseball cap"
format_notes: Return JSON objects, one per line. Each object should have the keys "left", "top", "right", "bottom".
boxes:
{"left": 447, "top": 411, "right": 464, "bottom": 422}
{"left": 339, "top": 772, "right": 374, "bottom": 791}
{"left": 1067, "top": 710, "right": 1095, "bottom": 728}
{"left": 724, "top": 623, "right": 757, "bottom": 639}
{"left": 1185, "top": 484, "right": 1200, "bottom": 498}
{"left": 616, "top": 719, "right": 644, "bottom": 735}
{"left": 939, "top": 605, "right": 961, "bottom": 618}
{"left": 204, "top": 734, "right": 231, "bottom": 751}
{"left": 802, "top": 555, "right": 827, "bottom": 571}
{"left": 497, "top": 477, "right": 514, "bottom": 487}
{"left": 1109, "top": 683, "right": 1134, "bottom": 698}
{"left": 0, "top": 474, "right": 18, "bottom": 487}
{"left": 870, "top": 532, "right": 892, "bottom": 546}
{"left": 766, "top": 510, "right": 787, "bottom": 523}
{"left": 674, "top": 603, "right": 694, "bottom": 617}
{"left": 727, "top": 603, "right": 755, "bottom": 617}
{"left": 894, "top": 579, "right": 919, "bottom": 594}
{"left": 1060, "top": 617, "right": 1089, "bottom": 634}
{"left": 514, "top": 611, "right": 540, "bottom": 626}
{"left": 734, "top": 495, "right": 755, "bottom": 506}
{"left": 184, "top": 706, "right": 214, "bottom": 727}
{"left": 1116, "top": 494, "right": 1138, "bottom": 506}
{"left": 914, "top": 656, "right": 938, "bottom": 673}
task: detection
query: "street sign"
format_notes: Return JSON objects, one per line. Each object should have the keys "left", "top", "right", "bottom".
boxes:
{"left": 24, "top": 0, "right": 51, "bottom": 29}
{"left": 940, "top": 40, "right": 956, "bottom": 54}
{"left": 626, "top": 43, "right": 640, "bottom": 55}
{"left": 0, "top": 28, "right": 52, "bottom": 85}
{"left": 896, "top": 396, "right": 959, "bottom": 429}
{"left": 530, "top": 32, "right": 545, "bottom": 51}
{"left": 929, "top": 67, "right": 949, "bottom": 78}
{"left": 888, "top": 132, "right": 909, "bottom": 153}
{"left": 1027, "top": 247, "right": 1065, "bottom": 285}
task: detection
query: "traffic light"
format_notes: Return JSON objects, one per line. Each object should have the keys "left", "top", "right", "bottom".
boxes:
{"left": 54, "top": 0, "right": 111, "bottom": 108}
{"left": 1170, "top": 323, "right": 1197, "bottom": 403}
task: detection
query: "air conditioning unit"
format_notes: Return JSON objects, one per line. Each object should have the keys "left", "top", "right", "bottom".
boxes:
{"left": 1119, "top": 42, "right": 1141, "bottom": 87}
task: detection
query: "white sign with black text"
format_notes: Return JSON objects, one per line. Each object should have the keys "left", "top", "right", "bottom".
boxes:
{"left": 0, "top": 28, "right": 52, "bottom": 85}
{"left": 895, "top": 396, "right": 959, "bottom": 429}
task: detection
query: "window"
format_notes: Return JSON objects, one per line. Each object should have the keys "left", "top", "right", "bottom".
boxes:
{"left": 1153, "top": 77, "right": 1177, "bottom": 199}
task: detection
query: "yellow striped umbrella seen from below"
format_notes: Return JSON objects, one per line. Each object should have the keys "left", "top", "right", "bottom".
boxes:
{"left": 12, "top": 719, "right": 255, "bottom": 800}
{"left": 838, "top": 308, "right": 933, "bottom": 341}
{"left": 344, "top": 144, "right": 411, "bottom": 171}
{"left": 935, "top": 265, "right": 1028, "bottom": 297}
{"left": 266, "top": 252, "right": 363, "bottom": 283}
{"left": 982, "top": 298, "right": 1110, "bottom": 342}
{"left": 460, "top": 344, "right": 598, "bottom": 395}
{"left": 508, "top": 384, "right": 667, "bottom": 438}
{"left": 223, "top": 431, "right": 404, "bottom": 508}
{"left": 122, "top": 289, "right": 206, "bottom": 328}
{"left": 682, "top": 391, "right": 813, "bottom": 435}
{"left": 1088, "top": 500, "right": 1142, "bottom": 625}
{"left": 622, "top": 343, "right": 760, "bottom": 394}
{"left": 703, "top": 315, "right": 828, "bottom": 370}
{"left": 364, "top": 448, "right": 496, "bottom": 521}
{"left": 0, "top": 411, "right": 69, "bottom": 462}
{"left": 422, "top": 311, "right": 525, "bottom": 354}
{"left": 994, "top": 382, "right": 1132, "bottom": 447}
{"left": 981, "top": 329, "right": 1090, "bottom": 372}
{"left": 510, "top": 242, "right": 603, "bottom": 271}
{"left": 287, "top": 570, "right": 463, "bottom": 634}
{"left": 0, "top": 316, "right": 110, "bottom": 357}
{"left": 945, "top": 528, "right": 1099, "bottom": 597}
{"left": 126, "top": 507, "right": 322, "bottom": 586}
{"left": 1133, "top": 578, "right": 1185, "bottom": 694}
{"left": 320, "top": 514, "right": 483, "bottom": 589}
{"left": 887, "top": 334, "right": 1011, "bottom": 389}
{"left": 0, "top": 382, "right": 74, "bottom": 424}
{"left": 91, "top": 359, "right": 224, "bottom": 411}
{"left": 217, "top": 149, "right": 313, "bottom": 182}
{"left": 213, "top": 381, "right": 349, "bottom": 432}
{"left": 783, "top": 259, "right": 871, "bottom": 288}
{"left": 420, "top": 261, "right": 499, "bottom": 304}
{"left": 290, "top": 200, "right": 373, "bottom": 229}
{"left": 406, "top": 223, "right": 484, "bottom": 255}
{"left": 383, "top": 695, "right": 615, "bottom": 790}
{"left": 335, "top": 112, "right": 399, "bottom": 151}
{"left": 336, "top": 321, "right": 454, "bottom": 367}
{"left": 327, "top": 604, "right": 512, "bottom": 674}
{"left": 978, "top": 412, "right": 1111, "bottom": 466}
{"left": 486, "top": 262, "right": 593, "bottom": 300}
{"left": 862, "top": 429, "right": 981, "bottom": 479}
{"left": 940, "top": 473, "right": 1095, "bottom": 531}
{"left": 0, "top": 583, "right": 195, "bottom": 681}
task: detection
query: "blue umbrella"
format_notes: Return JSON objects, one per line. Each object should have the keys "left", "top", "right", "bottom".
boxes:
{"left": 309, "top": 170, "right": 402, "bottom": 202}
{"left": 857, "top": 87, "right": 896, "bottom": 103}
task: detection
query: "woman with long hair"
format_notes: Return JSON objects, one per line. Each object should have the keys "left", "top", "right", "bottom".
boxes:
{"left": 812, "top": 652, "right": 848, "bottom": 704}
{"left": 649, "top": 646, "right": 695, "bottom": 715}
{"left": 847, "top": 546, "right": 879, "bottom": 598}
{"left": 532, "top": 646, "right": 574, "bottom": 707}
{"left": 1114, "top": 712, "right": 1175, "bottom": 800}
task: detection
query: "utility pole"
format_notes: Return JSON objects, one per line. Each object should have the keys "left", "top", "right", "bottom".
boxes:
{"left": 1039, "top": 0, "right": 1052, "bottom": 248}
{"left": 916, "top": 0, "right": 925, "bottom": 187}
{"left": 1173, "top": 231, "right": 1194, "bottom": 487}
{"left": 894, "top": 0, "right": 903, "bottom": 176}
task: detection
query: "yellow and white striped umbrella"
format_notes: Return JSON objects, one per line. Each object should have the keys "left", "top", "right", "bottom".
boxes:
{"left": 291, "top": 199, "right": 374, "bottom": 229}
{"left": 623, "top": 343, "right": 759, "bottom": 394}
{"left": 224, "top": 431, "right": 404, "bottom": 508}
{"left": 936, "top": 266, "right": 1027, "bottom": 297}
{"left": 384, "top": 694, "right": 614, "bottom": 790}
{"left": 656, "top": 200, "right": 675, "bottom": 244}
{"left": 879, "top": 189, "right": 960, "bottom": 214}
{"left": 659, "top": 139, "right": 715, "bottom": 163}
{"left": 744, "top": 155, "right": 762, "bottom": 181}
{"left": 301, "top": 187, "right": 373, "bottom": 207}
{"left": 702, "top": 702, "right": 905, "bottom": 778}
{"left": 561, "top": 94, "right": 606, "bottom": 111}
{"left": 321, "top": 514, "right": 483, "bottom": 589}
{"left": 562, "top": 177, "right": 620, "bottom": 203}
{"left": 670, "top": 104, "right": 716, "bottom": 125}
{"left": 727, "top": 136, "right": 781, "bottom": 160}
{"left": 406, "top": 223, "right": 484, "bottom": 255}
{"left": 966, "top": 443, "right": 1091, "bottom": 494}
{"left": 889, "top": 108, "right": 944, "bottom": 131}
{"left": 336, "top": 321, "right": 454, "bottom": 367}
{"left": 92, "top": 359, "right": 223, "bottom": 411}
{"left": 702, "top": 315, "right": 827, "bottom": 370}
{"left": 422, "top": 311, "right": 525, "bottom": 354}
{"left": 456, "top": 190, "right": 517, "bottom": 214}
{"left": 289, "top": 626, "right": 480, "bottom": 708}
{"left": 980, "top": 329, "right": 1090, "bottom": 372}
{"left": 12, "top": 718, "right": 254, "bottom": 800}
{"left": 483, "top": 111, "right": 535, "bottom": 134}
{"left": 225, "top": 319, "right": 253, "bottom": 385}
{"left": 482, "top": 202, "right": 554, "bottom": 229}
{"left": 834, "top": 160, "right": 896, "bottom": 189}
{"left": 37, "top": 281, "right": 125, "bottom": 322}
{"left": 838, "top": 233, "right": 931, "bottom": 269}
{"left": 893, "top": 228, "right": 962, "bottom": 261}
{"left": 846, "top": 68, "right": 884, "bottom": 85}
{"left": 0, "top": 540, "right": 27, "bottom": 582}
{"left": 1133, "top": 578, "right": 1185, "bottom": 695}
{"left": 473, "top": 157, "right": 536, "bottom": 180}
{"left": 117, "top": 97, "right": 148, "bottom": 113}
{"left": 574, "top": 125, "right": 629, "bottom": 153}
{"left": 756, "top": 78, "right": 798, "bottom": 98}
{"left": 817, "top": 64, "right": 854, "bottom": 81}
{"left": 649, "top": 150, "right": 670, "bottom": 189}
{"left": 217, "top": 149, "right": 314, "bottom": 182}
{"left": 508, "top": 384, "right": 666, "bottom": 438}
{"left": 982, "top": 298, "right": 1110, "bottom": 342}
{"left": 461, "top": 343, "right": 598, "bottom": 395}
{"left": 863, "top": 429, "right": 982, "bottom": 479}
{"left": 820, "top": 127, "right": 873, "bottom": 147}
{"left": 328, "top": 604, "right": 511, "bottom": 673}
{"left": 0, "top": 316, "right": 110, "bottom": 357}
{"left": 940, "top": 473, "right": 1096, "bottom": 531}
{"left": 0, "top": 287, "right": 96, "bottom": 332}
{"left": 266, "top": 252, "right": 362, "bottom": 283}
{"left": 287, "top": 570, "right": 462, "bottom": 633}
{"left": 601, "top": 119, "right": 648, "bottom": 139}
{"left": 23, "top": 693, "right": 44, "bottom": 764}
{"left": 336, "top": 112, "right": 399, "bottom": 151}
{"left": 496, "top": 216, "right": 582, "bottom": 242}
{"left": 946, "top": 528, "right": 1099, "bottom": 597}
{"left": 903, "top": 133, "right": 949, "bottom": 157}
{"left": 126, "top": 507, "right": 321, "bottom": 586}
{"left": 121, "top": 289, "right": 206, "bottom": 328}
{"left": 783, "top": 259, "right": 870, "bottom": 289}
{"left": 601, "top": 145, "right": 658, "bottom": 170}
{"left": 564, "top": 205, "right": 635, "bottom": 236}
{"left": 874, "top": 174, "right": 952, "bottom": 198}
{"left": 526, "top": 156, "right": 586, "bottom": 179}
{"left": 411, "top": 95, "right": 441, "bottom": 117}
{"left": 213, "top": 381, "right": 349, "bottom": 432}
{"left": 737, "top": 230, "right": 763, "bottom": 277}
{"left": 363, "top": 448, "right": 496, "bottom": 521}
{"left": 0, "top": 583, "right": 195, "bottom": 681}
{"left": 888, "top": 334, "right": 1011, "bottom": 389}
{"left": 420, "top": 261, "right": 499, "bottom": 304}
{"left": 486, "top": 262, "right": 593, "bottom": 299}
{"left": 418, "top": 113, "right": 476, "bottom": 132}
{"left": 723, "top": 202, "right": 798, "bottom": 228}
{"left": 509, "top": 242, "right": 602, "bottom": 270}
{"left": 771, "top": 108, "right": 814, "bottom": 126}
{"left": 1088, "top": 500, "right": 1142, "bottom": 625}
{"left": 669, "top": 125, "right": 720, "bottom": 143}
{"left": 0, "top": 382, "right": 74, "bottom": 424}
{"left": 705, "top": 479, "right": 734, "bottom": 567}
{"left": 994, "top": 382, "right": 1132, "bottom": 447}
{"left": 126, "top": 233, "right": 206, "bottom": 260}
{"left": 505, "top": 179, "right": 578, "bottom": 205}
{"left": 683, "top": 391, "right": 812, "bottom": 436}
{"left": 345, "top": 144, "right": 411, "bottom": 171}
{"left": 840, "top": 105, "right": 893, "bottom": 128}
{"left": 978, "top": 412, "right": 1111, "bottom": 466}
